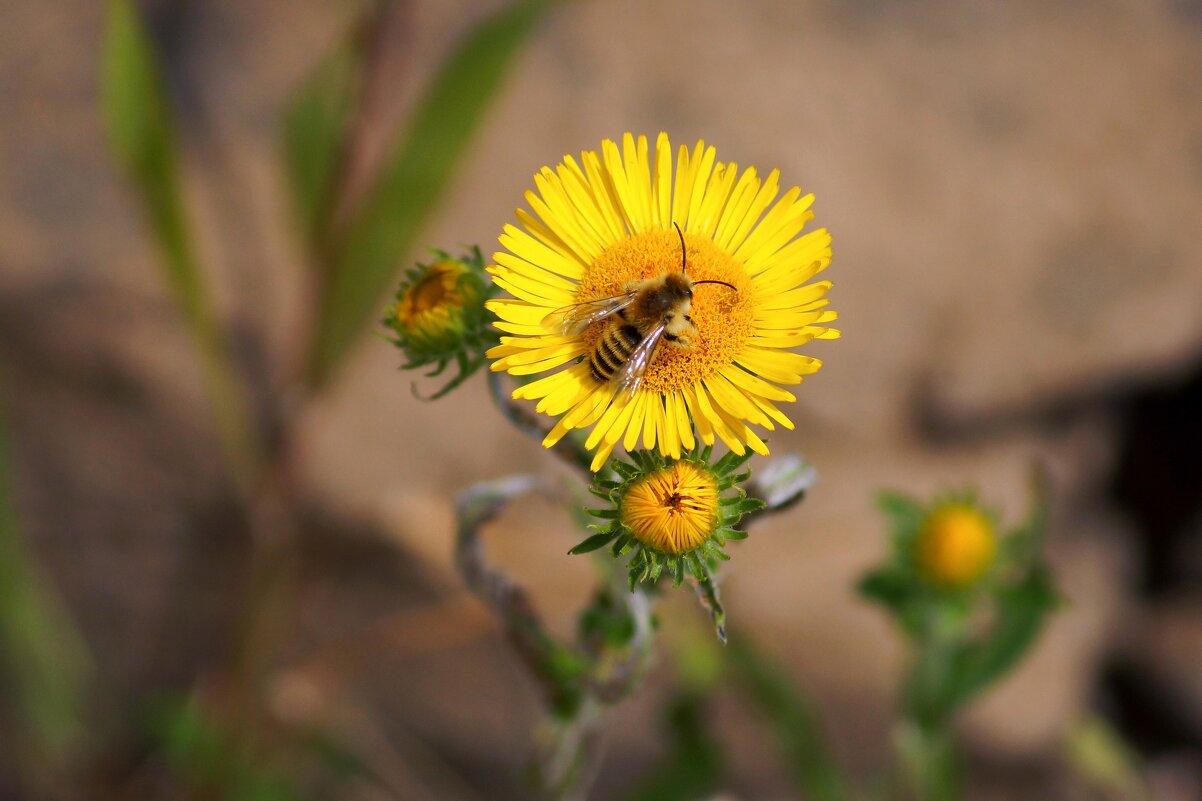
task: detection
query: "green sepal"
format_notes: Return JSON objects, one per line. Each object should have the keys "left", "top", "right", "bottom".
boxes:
{"left": 711, "top": 447, "right": 754, "bottom": 476}
{"left": 588, "top": 484, "right": 615, "bottom": 501}
{"left": 725, "top": 496, "right": 767, "bottom": 518}
{"left": 611, "top": 534, "right": 635, "bottom": 556}
{"left": 612, "top": 459, "right": 641, "bottom": 480}
{"left": 568, "top": 530, "right": 617, "bottom": 555}
{"left": 673, "top": 555, "right": 692, "bottom": 586}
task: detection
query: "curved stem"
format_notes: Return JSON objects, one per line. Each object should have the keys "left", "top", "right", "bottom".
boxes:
{"left": 486, "top": 370, "right": 593, "bottom": 473}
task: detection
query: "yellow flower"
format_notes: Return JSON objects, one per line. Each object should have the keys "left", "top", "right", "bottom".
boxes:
{"left": 621, "top": 460, "right": 719, "bottom": 555}
{"left": 486, "top": 133, "right": 838, "bottom": 471}
{"left": 916, "top": 504, "right": 997, "bottom": 589}
{"left": 571, "top": 447, "right": 760, "bottom": 588}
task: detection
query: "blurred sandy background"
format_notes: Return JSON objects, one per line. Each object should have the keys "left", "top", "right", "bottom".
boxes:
{"left": 3, "top": 0, "right": 1202, "bottom": 798}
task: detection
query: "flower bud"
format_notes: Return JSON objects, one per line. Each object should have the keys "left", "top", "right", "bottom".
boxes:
{"left": 916, "top": 503, "right": 997, "bottom": 589}
{"left": 384, "top": 248, "right": 496, "bottom": 398}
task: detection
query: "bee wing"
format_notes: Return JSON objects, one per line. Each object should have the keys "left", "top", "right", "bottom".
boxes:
{"left": 614, "top": 321, "right": 667, "bottom": 397}
{"left": 542, "top": 290, "right": 640, "bottom": 337}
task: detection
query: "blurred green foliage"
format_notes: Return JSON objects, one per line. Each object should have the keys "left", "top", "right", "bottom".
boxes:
{"left": 150, "top": 694, "right": 375, "bottom": 801}
{"left": 861, "top": 483, "right": 1060, "bottom": 801}
{"left": 101, "top": 0, "right": 261, "bottom": 490}
{"left": 1065, "top": 716, "right": 1152, "bottom": 801}
{"left": 620, "top": 692, "right": 724, "bottom": 801}
{"left": 93, "top": 0, "right": 560, "bottom": 797}
{"left": 727, "top": 639, "right": 850, "bottom": 801}
{"left": 282, "top": 25, "right": 365, "bottom": 254}
{"left": 0, "top": 396, "right": 90, "bottom": 784}
{"left": 301, "top": 0, "right": 555, "bottom": 387}
{"left": 102, "top": 0, "right": 199, "bottom": 317}
{"left": 24, "top": 1, "right": 1117, "bottom": 799}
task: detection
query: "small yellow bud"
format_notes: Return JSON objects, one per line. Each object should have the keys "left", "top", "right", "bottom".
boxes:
{"left": 393, "top": 260, "right": 476, "bottom": 346}
{"left": 916, "top": 504, "right": 997, "bottom": 589}
{"left": 620, "top": 461, "right": 720, "bottom": 555}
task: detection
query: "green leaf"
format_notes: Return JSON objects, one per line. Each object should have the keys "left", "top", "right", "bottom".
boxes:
{"left": 0, "top": 399, "right": 91, "bottom": 772}
{"left": 857, "top": 566, "right": 914, "bottom": 612}
{"left": 876, "top": 491, "right": 925, "bottom": 532}
{"left": 611, "top": 533, "right": 633, "bottom": 556}
{"left": 102, "top": 0, "right": 200, "bottom": 323}
{"left": 727, "top": 639, "right": 850, "bottom": 801}
{"left": 102, "top": 0, "right": 259, "bottom": 490}
{"left": 568, "top": 531, "right": 616, "bottom": 555}
{"left": 308, "top": 0, "right": 553, "bottom": 386}
{"left": 1064, "top": 716, "right": 1150, "bottom": 801}
{"left": 281, "top": 26, "right": 364, "bottom": 251}
{"left": 712, "top": 447, "right": 755, "bottom": 475}
{"left": 946, "top": 564, "right": 1058, "bottom": 706}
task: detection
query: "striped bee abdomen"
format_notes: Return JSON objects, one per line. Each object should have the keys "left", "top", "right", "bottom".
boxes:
{"left": 589, "top": 323, "right": 642, "bottom": 383}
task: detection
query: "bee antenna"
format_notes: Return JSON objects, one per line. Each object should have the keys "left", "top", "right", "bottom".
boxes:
{"left": 673, "top": 221, "right": 687, "bottom": 274}
{"left": 692, "top": 279, "right": 738, "bottom": 292}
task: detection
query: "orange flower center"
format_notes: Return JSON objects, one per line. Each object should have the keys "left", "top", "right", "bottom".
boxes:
{"left": 917, "top": 506, "right": 997, "bottom": 588}
{"left": 396, "top": 261, "right": 469, "bottom": 330}
{"left": 575, "top": 229, "right": 756, "bottom": 393}
{"left": 620, "top": 461, "right": 719, "bottom": 554}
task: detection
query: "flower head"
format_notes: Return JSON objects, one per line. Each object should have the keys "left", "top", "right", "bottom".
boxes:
{"left": 486, "top": 133, "right": 838, "bottom": 471}
{"left": 916, "top": 502, "right": 997, "bottom": 589}
{"left": 385, "top": 248, "right": 497, "bottom": 398}
{"left": 570, "top": 446, "right": 764, "bottom": 589}
{"left": 861, "top": 485, "right": 1059, "bottom": 719}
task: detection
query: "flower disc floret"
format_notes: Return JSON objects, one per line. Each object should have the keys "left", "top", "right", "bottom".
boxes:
{"left": 486, "top": 133, "right": 839, "bottom": 471}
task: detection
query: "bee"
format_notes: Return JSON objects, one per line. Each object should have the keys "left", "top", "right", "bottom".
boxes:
{"left": 544, "top": 223, "right": 737, "bottom": 395}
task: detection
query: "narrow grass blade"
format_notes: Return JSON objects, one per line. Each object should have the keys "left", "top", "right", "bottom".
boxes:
{"left": 101, "top": 0, "right": 260, "bottom": 490}
{"left": 0, "top": 397, "right": 91, "bottom": 777}
{"left": 308, "top": 0, "right": 553, "bottom": 386}
{"left": 281, "top": 15, "right": 373, "bottom": 252}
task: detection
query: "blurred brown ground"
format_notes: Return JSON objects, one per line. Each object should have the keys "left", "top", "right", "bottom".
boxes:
{"left": 3, "top": 0, "right": 1202, "bottom": 799}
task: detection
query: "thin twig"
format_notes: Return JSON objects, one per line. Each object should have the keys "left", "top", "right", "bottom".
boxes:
{"left": 691, "top": 575, "right": 727, "bottom": 644}
{"left": 454, "top": 475, "right": 572, "bottom": 707}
